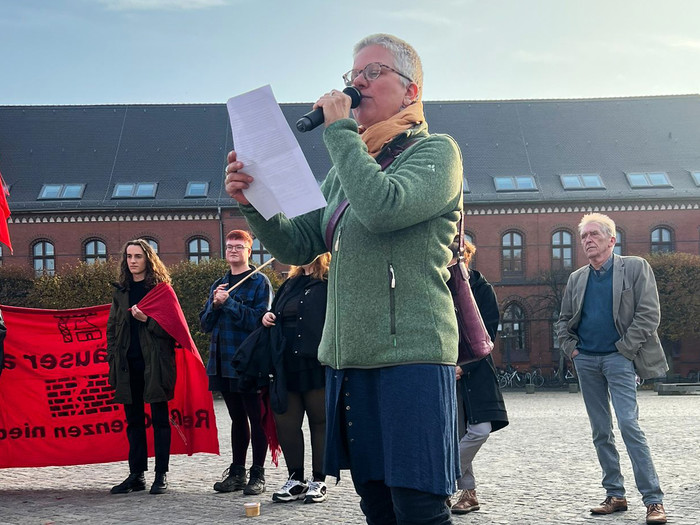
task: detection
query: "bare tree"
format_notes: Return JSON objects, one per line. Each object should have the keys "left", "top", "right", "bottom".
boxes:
{"left": 529, "top": 268, "right": 571, "bottom": 377}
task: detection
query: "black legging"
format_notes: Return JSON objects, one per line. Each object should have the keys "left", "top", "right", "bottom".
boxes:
{"left": 273, "top": 388, "right": 326, "bottom": 481}
{"left": 222, "top": 391, "right": 267, "bottom": 467}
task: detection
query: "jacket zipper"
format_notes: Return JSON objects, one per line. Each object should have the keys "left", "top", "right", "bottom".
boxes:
{"left": 333, "top": 227, "right": 343, "bottom": 368}
{"left": 388, "top": 263, "right": 397, "bottom": 347}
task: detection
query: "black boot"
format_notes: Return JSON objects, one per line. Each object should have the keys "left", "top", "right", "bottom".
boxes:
{"left": 243, "top": 465, "right": 265, "bottom": 495}
{"left": 213, "top": 464, "right": 247, "bottom": 492}
{"left": 110, "top": 472, "right": 146, "bottom": 494}
{"left": 149, "top": 472, "right": 168, "bottom": 495}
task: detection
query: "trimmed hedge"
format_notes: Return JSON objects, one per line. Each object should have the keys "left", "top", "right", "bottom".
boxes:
{"left": 0, "top": 265, "right": 35, "bottom": 306}
{"left": 26, "top": 260, "right": 118, "bottom": 309}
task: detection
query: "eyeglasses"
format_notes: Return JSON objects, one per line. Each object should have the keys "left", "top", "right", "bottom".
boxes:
{"left": 342, "top": 62, "right": 414, "bottom": 87}
{"left": 226, "top": 244, "right": 249, "bottom": 252}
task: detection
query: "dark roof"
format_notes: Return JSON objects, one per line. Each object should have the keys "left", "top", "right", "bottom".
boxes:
{"left": 2, "top": 95, "right": 699, "bottom": 212}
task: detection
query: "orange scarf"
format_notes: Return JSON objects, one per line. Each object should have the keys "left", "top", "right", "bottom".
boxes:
{"left": 359, "top": 101, "right": 425, "bottom": 157}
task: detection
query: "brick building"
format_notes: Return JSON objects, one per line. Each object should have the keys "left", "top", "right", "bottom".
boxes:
{"left": 2, "top": 95, "right": 699, "bottom": 376}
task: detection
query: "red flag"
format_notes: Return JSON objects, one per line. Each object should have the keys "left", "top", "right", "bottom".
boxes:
{"left": 0, "top": 172, "right": 12, "bottom": 254}
{"left": 0, "top": 304, "right": 219, "bottom": 468}
{"left": 135, "top": 282, "right": 201, "bottom": 363}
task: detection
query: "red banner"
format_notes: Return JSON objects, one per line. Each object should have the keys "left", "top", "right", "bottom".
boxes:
{"left": 0, "top": 304, "right": 219, "bottom": 468}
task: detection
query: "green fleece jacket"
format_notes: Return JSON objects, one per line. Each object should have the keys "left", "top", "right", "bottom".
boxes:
{"left": 241, "top": 118, "right": 463, "bottom": 369}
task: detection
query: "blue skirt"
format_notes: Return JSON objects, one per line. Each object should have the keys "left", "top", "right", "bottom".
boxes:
{"left": 324, "top": 364, "right": 459, "bottom": 496}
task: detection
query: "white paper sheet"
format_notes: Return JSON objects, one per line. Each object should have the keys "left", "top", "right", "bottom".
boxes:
{"left": 226, "top": 85, "right": 327, "bottom": 220}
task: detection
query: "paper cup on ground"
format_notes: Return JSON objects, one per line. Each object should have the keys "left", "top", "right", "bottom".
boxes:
{"left": 244, "top": 502, "right": 260, "bottom": 517}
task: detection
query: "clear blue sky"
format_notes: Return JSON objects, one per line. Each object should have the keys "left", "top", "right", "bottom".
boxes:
{"left": 1, "top": 0, "right": 699, "bottom": 105}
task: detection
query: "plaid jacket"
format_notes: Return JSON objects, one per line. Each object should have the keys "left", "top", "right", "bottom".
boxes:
{"left": 200, "top": 269, "right": 272, "bottom": 378}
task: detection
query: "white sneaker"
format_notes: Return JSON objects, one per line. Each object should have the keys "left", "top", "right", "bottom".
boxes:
{"left": 304, "top": 480, "right": 328, "bottom": 503}
{"left": 272, "top": 478, "right": 308, "bottom": 502}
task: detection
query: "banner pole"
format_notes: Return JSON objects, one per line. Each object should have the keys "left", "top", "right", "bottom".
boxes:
{"left": 226, "top": 257, "right": 276, "bottom": 293}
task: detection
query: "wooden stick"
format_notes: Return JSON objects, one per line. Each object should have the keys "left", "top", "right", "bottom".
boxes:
{"left": 226, "top": 257, "right": 276, "bottom": 293}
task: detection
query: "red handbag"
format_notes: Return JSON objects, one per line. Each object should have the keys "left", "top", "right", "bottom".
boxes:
{"left": 447, "top": 212, "right": 494, "bottom": 365}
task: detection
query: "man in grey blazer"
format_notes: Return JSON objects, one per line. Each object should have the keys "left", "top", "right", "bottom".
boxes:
{"left": 557, "top": 213, "right": 668, "bottom": 525}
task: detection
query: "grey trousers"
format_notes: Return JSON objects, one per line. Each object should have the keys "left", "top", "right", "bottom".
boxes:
{"left": 456, "top": 390, "right": 491, "bottom": 490}
{"left": 574, "top": 352, "right": 663, "bottom": 505}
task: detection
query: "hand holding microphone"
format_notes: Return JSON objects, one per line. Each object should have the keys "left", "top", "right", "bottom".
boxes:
{"left": 296, "top": 86, "right": 362, "bottom": 132}
{"left": 225, "top": 87, "right": 362, "bottom": 203}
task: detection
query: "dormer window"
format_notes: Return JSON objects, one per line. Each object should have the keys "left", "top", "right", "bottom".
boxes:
{"left": 38, "top": 183, "right": 85, "bottom": 200}
{"left": 494, "top": 176, "right": 537, "bottom": 192}
{"left": 625, "top": 172, "right": 671, "bottom": 188}
{"left": 560, "top": 173, "right": 604, "bottom": 190}
{"left": 112, "top": 182, "right": 157, "bottom": 198}
{"left": 185, "top": 182, "right": 209, "bottom": 198}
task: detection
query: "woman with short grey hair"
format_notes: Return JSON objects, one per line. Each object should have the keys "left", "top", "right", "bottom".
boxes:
{"left": 226, "top": 33, "right": 462, "bottom": 524}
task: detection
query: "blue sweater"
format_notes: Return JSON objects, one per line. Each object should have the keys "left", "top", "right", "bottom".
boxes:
{"left": 576, "top": 269, "right": 620, "bottom": 353}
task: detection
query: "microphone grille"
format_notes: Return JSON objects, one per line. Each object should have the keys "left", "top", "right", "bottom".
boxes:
{"left": 343, "top": 86, "right": 362, "bottom": 108}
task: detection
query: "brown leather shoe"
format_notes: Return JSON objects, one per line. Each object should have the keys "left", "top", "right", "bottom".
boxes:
{"left": 451, "top": 489, "right": 480, "bottom": 514}
{"left": 590, "top": 496, "right": 628, "bottom": 514}
{"left": 646, "top": 503, "right": 667, "bottom": 524}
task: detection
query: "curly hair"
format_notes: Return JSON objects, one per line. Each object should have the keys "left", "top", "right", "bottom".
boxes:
{"left": 118, "top": 238, "right": 171, "bottom": 289}
{"left": 287, "top": 252, "right": 331, "bottom": 281}
{"left": 463, "top": 239, "right": 477, "bottom": 264}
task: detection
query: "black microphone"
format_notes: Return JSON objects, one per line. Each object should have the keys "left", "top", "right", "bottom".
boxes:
{"left": 296, "top": 87, "right": 362, "bottom": 132}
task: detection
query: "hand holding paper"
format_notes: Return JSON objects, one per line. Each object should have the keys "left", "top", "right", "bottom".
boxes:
{"left": 225, "top": 85, "right": 327, "bottom": 220}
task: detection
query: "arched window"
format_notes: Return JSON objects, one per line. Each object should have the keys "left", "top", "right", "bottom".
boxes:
{"left": 551, "top": 230, "right": 573, "bottom": 270}
{"left": 84, "top": 239, "right": 107, "bottom": 264}
{"left": 188, "top": 237, "right": 210, "bottom": 263}
{"left": 614, "top": 228, "right": 624, "bottom": 256}
{"left": 251, "top": 238, "right": 272, "bottom": 265}
{"left": 143, "top": 238, "right": 159, "bottom": 253}
{"left": 501, "top": 231, "right": 524, "bottom": 277}
{"left": 651, "top": 227, "right": 674, "bottom": 253}
{"left": 33, "top": 240, "right": 55, "bottom": 276}
{"left": 500, "top": 303, "right": 527, "bottom": 363}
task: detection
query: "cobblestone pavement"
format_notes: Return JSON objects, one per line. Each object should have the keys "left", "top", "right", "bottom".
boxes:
{"left": 1, "top": 390, "right": 698, "bottom": 524}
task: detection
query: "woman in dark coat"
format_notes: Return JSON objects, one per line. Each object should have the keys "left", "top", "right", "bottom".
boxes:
{"left": 263, "top": 253, "right": 330, "bottom": 505}
{"left": 450, "top": 241, "right": 509, "bottom": 514}
{"left": 107, "top": 239, "right": 177, "bottom": 496}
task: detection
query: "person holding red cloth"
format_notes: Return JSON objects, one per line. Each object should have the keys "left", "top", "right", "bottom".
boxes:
{"left": 107, "top": 239, "right": 182, "bottom": 495}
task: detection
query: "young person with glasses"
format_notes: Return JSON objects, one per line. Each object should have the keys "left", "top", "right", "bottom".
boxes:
{"left": 200, "top": 229, "right": 273, "bottom": 496}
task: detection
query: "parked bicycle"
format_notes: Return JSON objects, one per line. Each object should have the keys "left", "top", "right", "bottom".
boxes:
{"left": 498, "top": 365, "right": 526, "bottom": 389}
{"left": 524, "top": 367, "right": 545, "bottom": 388}
{"left": 546, "top": 365, "right": 576, "bottom": 388}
